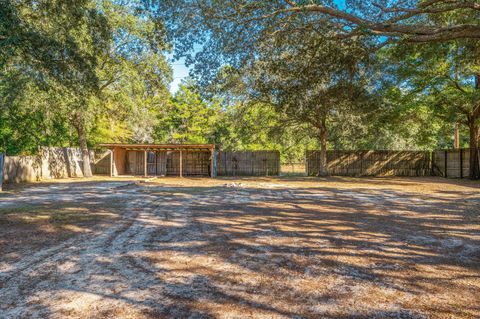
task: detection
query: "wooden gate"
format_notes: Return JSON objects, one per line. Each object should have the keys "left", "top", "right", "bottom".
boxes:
{"left": 165, "top": 151, "right": 211, "bottom": 176}
{"left": 183, "top": 151, "right": 210, "bottom": 176}
{"left": 166, "top": 151, "right": 180, "bottom": 176}
{"left": 145, "top": 151, "right": 168, "bottom": 176}
{"left": 156, "top": 151, "right": 167, "bottom": 176}
{"left": 126, "top": 151, "right": 145, "bottom": 175}
{"left": 147, "top": 152, "right": 156, "bottom": 175}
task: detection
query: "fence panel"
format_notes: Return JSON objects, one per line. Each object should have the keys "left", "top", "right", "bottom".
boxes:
{"left": 217, "top": 150, "right": 280, "bottom": 176}
{"left": 3, "top": 147, "right": 97, "bottom": 184}
{"left": 433, "top": 148, "right": 474, "bottom": 178}
{"left": 307, "top": 150, "right": 431, "bottom": 177}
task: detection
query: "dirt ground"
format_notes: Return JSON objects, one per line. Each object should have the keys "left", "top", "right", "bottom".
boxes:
{"left": 0, "top": 176, "right": 479, "bottom": 319}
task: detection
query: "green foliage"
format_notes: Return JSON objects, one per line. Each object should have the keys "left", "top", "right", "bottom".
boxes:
{"left": 378, "top": 37, "right": 480, "bottom": 149}
{"left": 1, "top": 0, "right": 479, "bottom": 175}
{"left": 155, "top": 79, "right": 219, "bottom": 144}
{"left": 0, "top": 0, "right": 172, "bottom": 154}
{"left": 87, "top": 0, "right": 172, "bottom": 144}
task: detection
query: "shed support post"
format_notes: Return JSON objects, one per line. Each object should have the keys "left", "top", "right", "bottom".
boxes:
{"left": 210, "top": 149, "right": 215, "bottom": 178}
{"left": 179, "top": 150, "right": 183, "bottom": 178}
{"left": 144, "top": 150, "right": 147, "bottom": 177}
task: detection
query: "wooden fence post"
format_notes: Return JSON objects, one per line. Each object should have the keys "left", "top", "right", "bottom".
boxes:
{"left": 460, "top": 148, "right": 463, "bottom": 179}
{"left": 444, "top": 150, "right": 448, "bottom": 178}
{"left": 0, "top": 153, "right": 4, "bottom": 191}
{"left": 213, "top": 150, "right": 218, "bottom": 177}
{"left": 277, "top": 151, "right": 281, "bottom": 176}
{"left": 179, "top": 150, "right": 183, "bottom": 178}
{"left": 429, "top": 151, "right": 435, "bottom": 176}
{"left": 305, "top": 150, "right": 309, "bottom": 176}
{"left": 144, "top": 150, "right": 147, "bottom": 177}
{"left": 360, "top": 151, "right": 364, "bottom": 177}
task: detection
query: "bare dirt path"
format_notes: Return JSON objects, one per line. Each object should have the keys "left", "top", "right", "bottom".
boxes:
{"left": 0, "top": 177, "right": 479, "bottom": 319}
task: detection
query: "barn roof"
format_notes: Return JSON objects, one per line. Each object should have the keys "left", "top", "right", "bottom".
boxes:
{"left": 98, "top": 143, "right": 215, "bottom": 151}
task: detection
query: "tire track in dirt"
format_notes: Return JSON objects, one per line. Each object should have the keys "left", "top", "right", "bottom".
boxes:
{"left": 66, "top": 188, "right": 197, "bottom": 315}
{"left": 51, "top": 187, "right": 194, "bottom": 316}
{"left": 49, "top": 191, "right": 166, "bottom": 313}
{"left": 0, "top": 185, "right": 138, "bottom": 285}
{"left": 119, "top": 190, "right": 194, "bottom": 273}
{"left": 0, "top": 185, "right": 147, "bottom": 317}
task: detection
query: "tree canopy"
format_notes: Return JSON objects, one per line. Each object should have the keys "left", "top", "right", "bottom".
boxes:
{"left": 0, "top": 0, "right": 479, "bottom": 178}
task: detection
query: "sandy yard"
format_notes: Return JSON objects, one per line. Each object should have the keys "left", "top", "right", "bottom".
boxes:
{"left": 0, "top": 176, "right": 479, "bottom": 319}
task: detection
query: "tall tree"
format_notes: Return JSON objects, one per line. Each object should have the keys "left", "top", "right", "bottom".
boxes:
{"left": 153, "top": 0, "right": 480, "bottom": 81}
{"left": 211, "top": 68, "right": 318, "bottom": 162}
{"left": 86, "top": 0, "right": 172, "bottom": 146}
{"left": 1, "top": 0, "right": 171, "bottom": 177}
{"left": 248, "top": 30, "right": 378, "bottom": 175}
{"left": 154, "top": 0, "right": 480, "bottom": 178}
{"left": 1, "top": 0, "right": 110, "bottom": 175}
{"left": 266, "top": 0, "right": 480, "bottom": 42}
{"left": 386, "top": 39, "right": 480, "bottom": 178}
{"left": 66, "top": 0, "right": 170, "bottom": 176}
{"left": 155, "top": 2, "right": 379, "bottom": 175}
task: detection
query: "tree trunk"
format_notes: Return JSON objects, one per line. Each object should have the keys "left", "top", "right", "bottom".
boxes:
{"left": 470, "top": 74, "right": 480, "bottom": 180}
{"left": 73, "top": 113, "right": 93, "bottom": 178}
{"left": 454, "top": 122, "right": 460, "bottom": 149}
{"left": 318, "top": 125, "right": 328, "bottom": 177}
{"left": 468, "top": 120, "right": 480, "bottom": 179}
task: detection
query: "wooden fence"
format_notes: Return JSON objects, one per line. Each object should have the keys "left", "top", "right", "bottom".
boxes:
{"left": 3, "top": 147, "right": 477, "bottom": 184}
{"left": 306, "top": 150, "right": 432, "bottom": 177}
{"left": 217, "top": 151, "right": 280, "bottom": 176}
{"left": 1, "top": 147, "right": 96, "bottom": 183}
{"left": 432, "top": 148, "right": 480, "bottom": 178}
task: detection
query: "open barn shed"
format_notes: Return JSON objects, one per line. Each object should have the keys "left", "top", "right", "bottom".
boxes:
{"left": 99, "top": 143, "right": 216, "bottom": 177}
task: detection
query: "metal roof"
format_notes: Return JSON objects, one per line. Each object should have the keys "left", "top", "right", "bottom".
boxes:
{"left": 98, "top": 143, "right": 215, "bottom": 150}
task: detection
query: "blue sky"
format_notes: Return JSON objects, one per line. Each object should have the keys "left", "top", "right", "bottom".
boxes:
{"left": 169, "top": 0, "right": 346, "bottom": 93}
{"left": 170, "top": 55, "right": 189, "bottom": 94}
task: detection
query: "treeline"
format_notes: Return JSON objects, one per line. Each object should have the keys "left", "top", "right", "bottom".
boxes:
{"left": 1, "top": 1, "right": 479, "bottom": 178}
